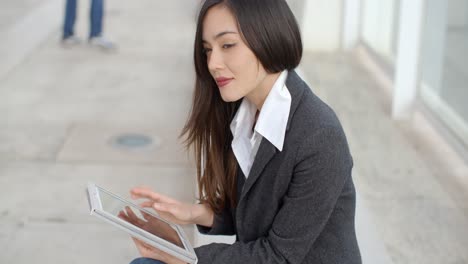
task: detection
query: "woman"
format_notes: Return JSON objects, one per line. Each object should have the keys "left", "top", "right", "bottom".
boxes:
{"left": 128, "top": 0, "right": 361, "bottom": 263}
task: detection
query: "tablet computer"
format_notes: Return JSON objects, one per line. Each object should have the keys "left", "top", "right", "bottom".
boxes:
{"left": 86, "top": 183, "right": 198, "bottom": 264}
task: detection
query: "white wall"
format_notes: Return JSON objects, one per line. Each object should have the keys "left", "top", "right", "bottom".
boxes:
{"left": 286, "top": 0, "right": 306, "bottom": 27}
{"left": 343, "top": 0, "right": 361, "bottom": 50}
{"left": 361, "top": 0, "right": 398, "bottom": 62}
{"left": 301, "top": 0, "right": 342, "bottom": 52}
{"left": 392, "top": 0, "right": 425, "bottom": 120}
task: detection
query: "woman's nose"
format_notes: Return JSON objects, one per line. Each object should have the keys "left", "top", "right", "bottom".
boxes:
{"left": 207, "top": 49, "right": 224, "bottom": 72}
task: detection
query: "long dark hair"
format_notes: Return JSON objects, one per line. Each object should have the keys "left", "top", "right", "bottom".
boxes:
{"left": 180, "top": 0, "right": 302, "bottom": 214}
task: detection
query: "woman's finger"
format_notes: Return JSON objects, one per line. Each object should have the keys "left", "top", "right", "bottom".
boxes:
{"left": 132, "top": 237, "right": 151, "bottom": 250}
{"left": 139, "top": 201, "right": 154, "bottom": 208}
{"left": 132, "top": 237, "right": 166, "bottom": 261}
{"left": 131, "top": 187, "right": 179, "bottom": 204}
{"left": 129, "top": 186, "right": 155, "bottom": 200}
{"left": 132, "top": 237, "right": 153, "bottom": 256}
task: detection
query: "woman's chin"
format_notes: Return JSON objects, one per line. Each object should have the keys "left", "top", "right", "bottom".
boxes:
{"left": 220, "top": 93, "right": 241, "bottom": 103}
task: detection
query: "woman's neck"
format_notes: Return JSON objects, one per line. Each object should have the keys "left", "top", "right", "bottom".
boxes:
{"left": 246, "top": 72, "right": 282, "bottom": 111}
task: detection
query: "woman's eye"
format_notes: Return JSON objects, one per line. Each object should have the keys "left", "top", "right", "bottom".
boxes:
{"left": 202, "top": 48, "right": 212, "bottom": 54}
{"left": 222, "top": 43, "right": 235, "bottom": 49}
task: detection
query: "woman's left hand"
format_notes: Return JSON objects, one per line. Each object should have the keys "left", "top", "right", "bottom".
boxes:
{"left": 131, "top": 237, "right": 187, "bottom": 264}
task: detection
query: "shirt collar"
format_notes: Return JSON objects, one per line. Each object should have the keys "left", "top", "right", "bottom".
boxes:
{"left": 230, "top": 70, "right": 291, "bottom": 151}
{"left": 230, "top": 96, "right": 257, "bottom": 139}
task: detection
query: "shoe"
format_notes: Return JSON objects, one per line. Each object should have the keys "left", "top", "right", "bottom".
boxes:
{"left": 61, "top": 36, "right": 81, "bottom": 47}
{"left": 89, "top": 36, "right": 116, "bottom": 50}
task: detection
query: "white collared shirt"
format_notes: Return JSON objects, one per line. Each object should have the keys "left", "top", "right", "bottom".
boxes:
{"left": 230, "top": 70, "right": 291, "bottom": 178}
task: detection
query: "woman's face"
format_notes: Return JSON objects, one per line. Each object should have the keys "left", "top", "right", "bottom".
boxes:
{"left": 202, "top": 4, "right": 268, "bottom": 103}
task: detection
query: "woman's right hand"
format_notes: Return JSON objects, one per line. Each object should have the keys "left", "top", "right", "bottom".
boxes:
{"left": 130, "top": 186, "right": 214, "bottom": 227}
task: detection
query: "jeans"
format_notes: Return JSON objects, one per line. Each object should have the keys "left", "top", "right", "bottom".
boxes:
{"left": 63, "top": 0, "right": 103, "bottom": 39}
{"left": 129, "top": 258, "right": 166, "bottom": 264}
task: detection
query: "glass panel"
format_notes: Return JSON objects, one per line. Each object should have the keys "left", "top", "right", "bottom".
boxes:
{"left": 420, "top": 0, "right": 468, "bottom": 148}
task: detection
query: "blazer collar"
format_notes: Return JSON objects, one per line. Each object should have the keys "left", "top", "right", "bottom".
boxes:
{"left": 285, "top": 70, "right": 306, "bottom": 131}
{"left": 239, "top": 70, "right": 306, "bottom": 203}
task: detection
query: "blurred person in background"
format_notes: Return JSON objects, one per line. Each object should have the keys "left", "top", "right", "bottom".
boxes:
{"left": 124, "top": 0, "right": 362, "bottom": 263}
{"left": 61, "top": 0, "right": 115, "bottom": 50}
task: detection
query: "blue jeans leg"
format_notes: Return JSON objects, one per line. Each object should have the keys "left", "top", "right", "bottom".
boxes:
{"left": 63, "top": 0, "right": 77, "bottom": 39}
{"left": 89, "top": 0, "right": 103, "bottom": 38}
{"left": 129, "top": 257, "right": 166, "bottom": 264}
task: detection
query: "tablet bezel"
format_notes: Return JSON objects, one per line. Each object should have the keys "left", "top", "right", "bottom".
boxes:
{"left": 86, "top": 183, "right": 197, "bottom": 264}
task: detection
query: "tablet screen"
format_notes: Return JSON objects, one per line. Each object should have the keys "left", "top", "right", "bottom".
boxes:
{"left": 98, "top": 188, "right": 185, "bottom": 250}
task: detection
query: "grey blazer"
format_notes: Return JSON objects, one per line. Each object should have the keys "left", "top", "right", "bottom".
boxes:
{"left": 194, "top": 71, "right": 362, "bottom": 264}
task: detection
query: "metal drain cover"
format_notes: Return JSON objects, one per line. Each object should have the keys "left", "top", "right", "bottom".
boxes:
{"left": 110, "top": 133, "right": 155, "bottom": 149}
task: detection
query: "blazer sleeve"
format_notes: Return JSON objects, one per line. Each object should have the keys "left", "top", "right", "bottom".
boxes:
{"left": 194, "top": 126, "right": 353, "bottom": 263}
{"left": 196, "top": 205, "right": 235, "bottom": 236}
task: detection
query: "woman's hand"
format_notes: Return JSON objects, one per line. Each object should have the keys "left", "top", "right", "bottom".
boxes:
{"left": 131, "top": 237, "right": 187, "bottom": 264}
{"left": 130, "top": 186, "right": 214, "bottom": 227}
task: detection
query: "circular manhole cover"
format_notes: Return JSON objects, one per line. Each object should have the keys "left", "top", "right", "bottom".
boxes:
{"left": 110, "top": 133, "right": 158, "bottom": 150}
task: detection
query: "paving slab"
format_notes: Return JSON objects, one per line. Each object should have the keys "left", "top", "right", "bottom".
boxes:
{"left": 57, "top": 124, "right": 193, "bottom": 166}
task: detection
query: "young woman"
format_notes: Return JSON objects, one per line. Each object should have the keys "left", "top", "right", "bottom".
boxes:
{"left": 128, "top": 0, "right": 361, "bottom": 263}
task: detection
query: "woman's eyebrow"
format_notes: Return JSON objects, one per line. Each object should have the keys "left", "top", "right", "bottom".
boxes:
{"left": 202, "top": 31, "right": 238, "bottom": 43}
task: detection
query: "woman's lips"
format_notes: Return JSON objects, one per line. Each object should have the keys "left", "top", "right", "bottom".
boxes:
{"left": 216, "top": 78, "right": 233, "bottom": 88}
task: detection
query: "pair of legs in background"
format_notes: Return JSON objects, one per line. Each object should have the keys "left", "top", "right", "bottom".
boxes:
{"left": 62, "top": 0, "right": 114, "bottom": 49}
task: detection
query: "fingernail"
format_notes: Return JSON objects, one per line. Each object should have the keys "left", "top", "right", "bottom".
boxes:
{"left": 153, "top": 203, "right": 160, "bottom": 209}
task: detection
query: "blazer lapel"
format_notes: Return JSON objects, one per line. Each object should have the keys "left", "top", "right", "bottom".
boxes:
{"left": 239, "top": 138, "right": 277, "bottom": 202}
